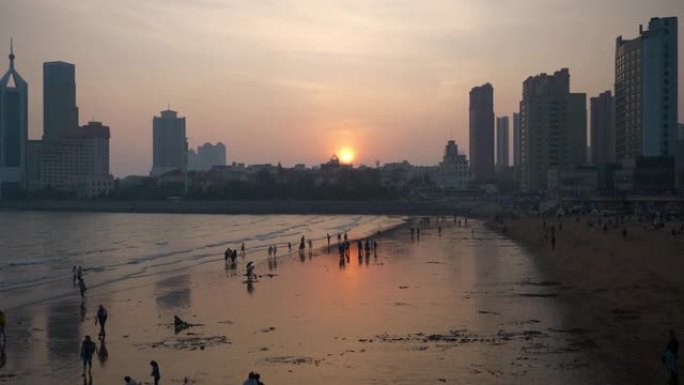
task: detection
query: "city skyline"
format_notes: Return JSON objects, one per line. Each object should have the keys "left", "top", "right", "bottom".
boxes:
{"left": 0, "top": 1, "right": 683, "bottom": 177}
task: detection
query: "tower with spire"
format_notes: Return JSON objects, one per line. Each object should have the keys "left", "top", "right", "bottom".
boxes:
{"left": 0, "top": 38, "right": 29, "bottom": 197}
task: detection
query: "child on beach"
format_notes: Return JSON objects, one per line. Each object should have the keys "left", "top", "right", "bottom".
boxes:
{"left": 150, "top": 360, "right": 161, "bottom": 385}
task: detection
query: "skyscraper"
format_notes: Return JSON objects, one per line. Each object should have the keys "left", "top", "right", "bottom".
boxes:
{"left": 469, "top": 83, "right": 494, "bottom": 182}
{"left": 151, "top": 109, "right": 187, "bottom": 177}
{"left": 590, "top": 91, "right": 616, "bottom": 165}
{"left": 496, "top": 116, "right": 510, "bottom": 168}
{"left": 43, "top": 61, "right": 78, "bottom": 143}
{"left": 615, "top": 17, "right": 678, "bottom": 161}
{"left": 513, "top": 112, "right": 521, "bottom": 167}
{"left": 519, "top": 68, "right": 586, "bottom": 191}
{"left": 0, "top": 41, "right": 28, "bottom": 196}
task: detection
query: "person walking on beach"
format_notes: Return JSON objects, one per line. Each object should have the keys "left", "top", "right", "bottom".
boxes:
{"left": 243, "top": 372, "right": 257, "bottom": 385}
{"left": 80, "top": 335, "right": 97, "bottom": 373}
{"left": 95, "top": 305, "right": 108, "bottom": 339}
{"left": 246, "top": 262, "right": 256, "bottom": 281}
{"left": 150, "top": 360, "right": 161, "bottom": 385}
{"left": 664, "top": 330, "right": 679, "bottom": 385}
{"left": 241, "top": 243, "right": 246, "bottom": 255}
{"left": 0, "top": 309, "right": 6, "bottom": 342}
{"left": 308, "top": 239, "right": 313, "bottom": 251}
{"left": 327, "top": 233, "right": 331, "bottom": 246}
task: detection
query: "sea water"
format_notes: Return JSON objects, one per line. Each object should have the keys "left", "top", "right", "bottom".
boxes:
{"left": 0, "top": 211, "right": 404, "bottom": 310}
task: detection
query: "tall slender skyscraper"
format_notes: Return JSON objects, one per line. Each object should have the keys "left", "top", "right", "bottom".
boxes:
{"left": 151, "top": 109, "right": 187, "bottom": 177}
{"left": 590, "top": 91, "right": 616, "bottom": 165}
{"left": 43, "top": 61, "right": 79, "bottom": 142}
{"left": 615, "top": 17, "right": 678, "bottom": 161}
{"left": 0, "top": 41, "right": 28, "bottom": 196}
{"left": 513, "top": 112, "right": 521, "bottom": 167}
{"left": 519, "top": 68, "right": 586, "bottom": 191}
{"left": 496, "top": 116, "right": 510, "bottom": 168}
{"left": 469, "top": 83, "right": 494, "bottom": 182}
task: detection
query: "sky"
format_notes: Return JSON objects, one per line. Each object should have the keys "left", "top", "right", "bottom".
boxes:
{"left": 1, "top": 0, "right": 683, "bottom": 177}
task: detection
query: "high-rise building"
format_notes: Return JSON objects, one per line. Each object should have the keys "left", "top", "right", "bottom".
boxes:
{"left": 41, "top": 121, "right": 113, "bottom": 197}
{"left": 43, "top": 61, "right": 78, "bottom": 143}
{"left": 519, "top": 68, "right": 586, "bottom": 191}
{"left": 513, "top": 112, "right": 521, "bottom": 167}
{"left": 469, "top": 83, "right": 494, "bottom": 182}
{"left": 0, "top": 41, "right": 28, "bottom": 197}
{"left": 151, "top": 109, "right": 187, "bottom": 177}
{"left": 188, "top": 142, "right": 226, "bottom": 171}
{"left": 590, "top": 91, "right": 616, "bottom": 165}
{"left": 496, "top": 116, "right": 510, "bottom": 168}
{"left": 615, "top": 17, "right": 678, "bottom": 161}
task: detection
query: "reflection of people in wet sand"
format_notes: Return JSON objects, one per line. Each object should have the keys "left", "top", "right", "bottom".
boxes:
{"left": 0, "top": 309, "right": 6, "bottom": 341}
{"left": 0, "top": 340, "right": 6, "bottom": 369}
{"left": 97, "top": 339, "right": 108, "bottom": 365}
{"left": 80, "top": 335, "right": 97, "bottom": 373}
{"left": 78, "top": 277, "right": 87, "bottom": 300}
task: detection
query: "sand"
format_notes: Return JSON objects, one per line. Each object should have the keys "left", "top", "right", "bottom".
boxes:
{"left": 1, "top": 219, "right": 615, "bottom": 385}
{"left": 493, "top": 215, "right": 684, "bottom": 384}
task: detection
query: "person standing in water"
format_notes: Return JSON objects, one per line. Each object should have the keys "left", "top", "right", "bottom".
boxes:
{"left": 80, "top": 335, "right": 97, "bottom": 373}
{"left": 95, "top": 305, "right": 108, "bottom": 339}
{"left": 150, "top": 360, "right": 161, "bottom": 385}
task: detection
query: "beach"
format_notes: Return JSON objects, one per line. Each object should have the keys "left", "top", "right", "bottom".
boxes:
{"left": 0, "top": 213, "right": 609, "bottom": 385}
{"left": 495, "top": 215, "right": 684, "bottom": 384}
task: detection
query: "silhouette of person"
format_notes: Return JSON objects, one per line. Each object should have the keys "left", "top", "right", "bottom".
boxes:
{"left": 80, "top": 335, "right": 97, "bottom": 373}
{"left": 95, "top": 305, "right": 108, "bottom": 339}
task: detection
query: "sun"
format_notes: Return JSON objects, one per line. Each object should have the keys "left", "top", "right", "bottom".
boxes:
{"left": 338, "top": 148, "right": 355, "bottom": 164}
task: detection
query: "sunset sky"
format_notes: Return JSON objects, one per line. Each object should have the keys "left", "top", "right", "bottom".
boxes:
{"left": 1, "top": 0, "right": 683, "bottom": 177}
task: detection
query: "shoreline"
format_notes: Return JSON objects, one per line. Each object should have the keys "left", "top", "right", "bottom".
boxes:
{"left": 0, "top": 199, "right": 506, "bottom": 217}
{"left": 488, "top": 215, "right": 684, "bottom": 384}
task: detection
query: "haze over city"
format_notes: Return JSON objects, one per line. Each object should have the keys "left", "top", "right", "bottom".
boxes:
{"left": 1, "top": 0, "right": 683, "bottom": 177}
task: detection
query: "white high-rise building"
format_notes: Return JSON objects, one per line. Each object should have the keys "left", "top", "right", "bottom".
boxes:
{"left": 615, "top": 17, "right": 678, "bottom": 161}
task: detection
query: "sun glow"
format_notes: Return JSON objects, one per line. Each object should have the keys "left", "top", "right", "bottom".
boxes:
{"left": 338, "top": 148, "right": 355, "bottom": 164}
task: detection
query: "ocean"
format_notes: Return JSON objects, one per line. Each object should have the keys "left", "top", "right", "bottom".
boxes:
{"left": 0, "top": 211, "right": 404, "bottom": 310}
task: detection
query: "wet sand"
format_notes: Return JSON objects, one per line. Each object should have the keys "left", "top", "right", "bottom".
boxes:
{"left": 2, "top": 220, "right": 609, "bottom": 385}
{"left": 495, "top": 215, "right": 684, "bottom": 385}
